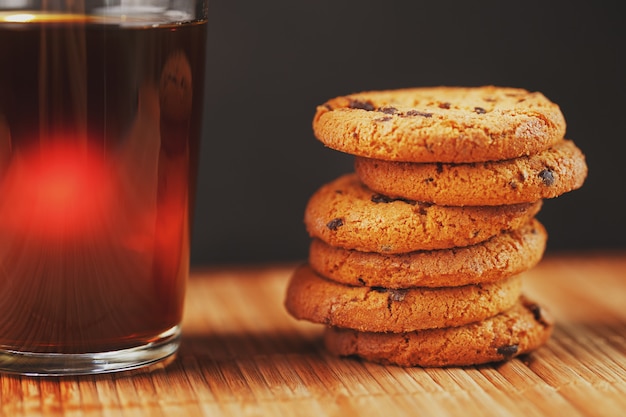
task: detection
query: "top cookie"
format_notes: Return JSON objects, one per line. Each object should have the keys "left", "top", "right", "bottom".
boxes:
{"left": 313, "top": 86, "right": 566, "bottom": 163}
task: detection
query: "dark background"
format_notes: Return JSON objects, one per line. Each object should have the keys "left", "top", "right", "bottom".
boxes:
{"left": 190, "top": 0, "right": 625, "bottom": 266}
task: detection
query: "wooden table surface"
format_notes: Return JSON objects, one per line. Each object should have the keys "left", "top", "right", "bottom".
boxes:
{"left": 0, "top": 251, "right": 625, "bottom": 417}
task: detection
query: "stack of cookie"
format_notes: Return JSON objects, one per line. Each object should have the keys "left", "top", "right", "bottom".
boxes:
{"left": 285, "top": 86, "right": 587, "bottom": 367}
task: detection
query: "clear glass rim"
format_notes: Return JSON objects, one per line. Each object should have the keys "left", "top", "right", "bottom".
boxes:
{"left": 0, "top": 0, "right": 208, "bottom": 25}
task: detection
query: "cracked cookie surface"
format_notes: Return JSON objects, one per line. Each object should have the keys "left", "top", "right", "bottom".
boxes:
{"left": 313, "top": 86, "right": 566, "bottom": 163}
{"left": 284, "top": 264, "right": 522, "bottom": 333}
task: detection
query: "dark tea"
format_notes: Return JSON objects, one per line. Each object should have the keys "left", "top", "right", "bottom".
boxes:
{"left": 0, "top": 12, "right": 206, "bottom": 357}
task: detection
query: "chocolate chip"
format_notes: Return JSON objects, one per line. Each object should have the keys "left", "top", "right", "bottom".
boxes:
{"left": 357, "top": 277, "right": 366, "bottom": 286}
{"left": 497, "top": 345, "right": 519, "bottom": 359}
{"left": 474, "top": 107, "right": 487, "bottom": 114}
{"left": 405, "top": 110, "right": 433, "bottom": 118}
{"left": 525, "top": 301, "right": 550, "bottom": 327}
{"left": 378, "top": 106, "right": 398, "bottom": 114}
{"left": 438, "top": 102, "right": 451, "bottom": 109}
{"left": 349, "top": 99, "right": 375, "bottom": 111}
{"left": 528, "top": 302, "right": 549, "bottom": 324}
{"left": 326, "top": 218, "right": 344, "bottom": 230}
{"left": 539, "top": 169, "right": 555, "bottom": 186}
{"left": 424, "top": 177, "right": 434, "bottom": 183}
{"left": 371, "top": 194, "right": 417, "bottom": 205}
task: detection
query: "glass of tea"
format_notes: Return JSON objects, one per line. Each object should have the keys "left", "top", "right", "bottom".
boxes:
{"left": 0, "top": 0, "right": 207, "bottom": 375}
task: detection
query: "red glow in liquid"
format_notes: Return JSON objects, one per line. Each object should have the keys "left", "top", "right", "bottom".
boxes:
{"left": 0, "top": 142, "right": 114, "bottom": 238}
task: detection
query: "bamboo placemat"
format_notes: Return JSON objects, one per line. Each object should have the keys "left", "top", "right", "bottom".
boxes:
{"left": 1, "top": 252, "right": 625, "bottom": 416}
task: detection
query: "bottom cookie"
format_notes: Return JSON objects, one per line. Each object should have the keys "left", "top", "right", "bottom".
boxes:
{"left": 324, "top": 296, "right": 553, "bottom": 367}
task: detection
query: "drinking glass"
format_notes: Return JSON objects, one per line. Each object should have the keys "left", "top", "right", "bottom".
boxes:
{"left": 0, "top": 0, "right": 208, "bottom": 375}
